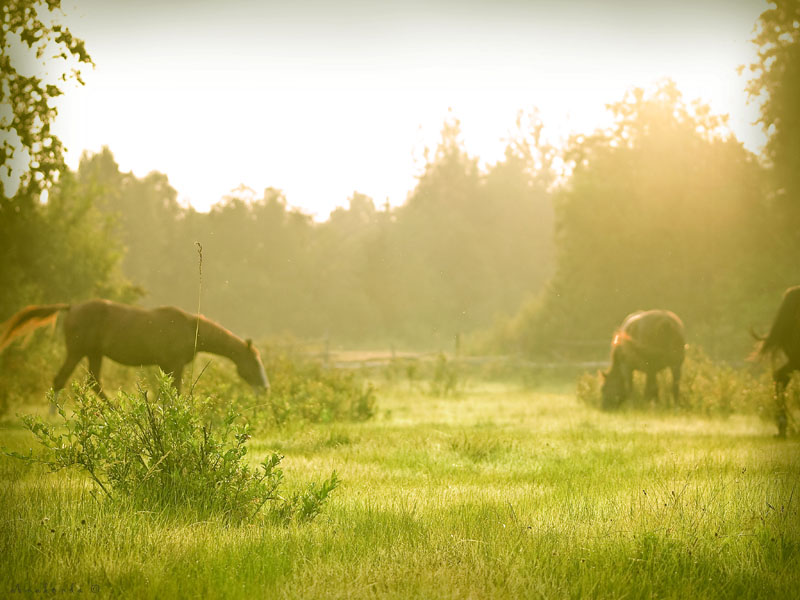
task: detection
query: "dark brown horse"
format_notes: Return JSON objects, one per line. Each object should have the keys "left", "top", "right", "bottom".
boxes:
{"left": 601, "top": 309, "right": 686, "bottom": 409}
{"left": 752, "top": 285, "right": 800, "bottom": 438}
{"left": 0, "top": 299, "right": 269, "bottom": 404}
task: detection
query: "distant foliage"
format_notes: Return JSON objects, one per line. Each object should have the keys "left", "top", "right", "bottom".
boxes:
{"left": 262, "top": 350, "right": 376, "bottom": 426}
{"left": 427, "top": 353, "right": 463, "bottom": 397}
{"left": 10, "top": 374, "right": 339, "bottom": 524}
{"left": 67, "top": 113, "right": 554, "bottom": 348}
{"left": 678, "top": 348, "right": 771, "bottom": 417}
{"left": 575, "top": 371, "right": 604, "bottom": 411}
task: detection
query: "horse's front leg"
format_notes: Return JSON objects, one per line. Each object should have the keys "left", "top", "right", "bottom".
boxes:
{"left": 621, "top": 364, "right": 634, "bottom": 400}
{"left": 644, "top": 371, "right": 658, "bottom": 401}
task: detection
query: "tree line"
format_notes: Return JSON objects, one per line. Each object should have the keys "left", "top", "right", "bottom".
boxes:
{"left": 2, "top": 114, "right": 555, "bottom": 347}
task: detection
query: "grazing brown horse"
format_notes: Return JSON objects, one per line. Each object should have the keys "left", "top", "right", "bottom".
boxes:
{"left": 0, "top": 299, "right": 269, "bottom": 404}
{"left": 601, "top": 310, "right": 686, "bottom": 409}
{"left": 752, "top": 285, "right": 800, "bottom": 438}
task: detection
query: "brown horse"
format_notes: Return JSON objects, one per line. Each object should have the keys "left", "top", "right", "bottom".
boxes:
{"left": 0, "top": 299, "right": 269, "bottom": 404}
{"left": 752, "top": 285, "right": 800, "bottom": 438}
{"left": 601, "top": 310, "right": 686, "bottom": 409}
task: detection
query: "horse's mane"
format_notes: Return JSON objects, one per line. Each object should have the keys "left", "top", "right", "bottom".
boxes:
{"left": 0, "top": 304, "right": 69, "bottom": 351}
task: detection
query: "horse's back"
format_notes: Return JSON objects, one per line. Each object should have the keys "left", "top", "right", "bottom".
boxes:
{"left": 623, "top": 309, "right": 684, "bottom": 342}
{"left": 63, "top": 299, "right": 114, "bottom": 341}
{"left": 63, "top": 300, "right": 196, "bottom": 365}
{"left": 618, "top": 309, "right": 685, "bottom": 370}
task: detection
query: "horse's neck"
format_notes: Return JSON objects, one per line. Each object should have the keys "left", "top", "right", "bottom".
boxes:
{"left": 196, "top": 319, "right": 246, "bottom": 363}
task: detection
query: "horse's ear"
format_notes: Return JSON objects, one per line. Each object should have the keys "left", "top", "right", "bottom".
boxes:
{"left": 246, "top": 338, "right": 253, "bottom": 349}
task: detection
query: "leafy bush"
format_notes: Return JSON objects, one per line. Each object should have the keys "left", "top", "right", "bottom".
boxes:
{"left": 262, "top": 351, "right": 376, "bottom": 425}
{"left": 576, "top": 370, "right": 604, "bottom": 410}
{"left": 427, "top": 353, "right": 462, "bottom": 397}
{"left": 678, "top": 347, "right": 771, "bottom": 416}
{"left": 378, "top": 353, "right": 463, "bottom": 396}
{"left": 9, "top": 373, "right": 339, "bottom": 524}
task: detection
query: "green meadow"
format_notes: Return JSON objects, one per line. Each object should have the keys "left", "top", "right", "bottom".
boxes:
{"left": 2, "top": 376, "right": 798, "bottom": 599}
{"left": 5, "top": 2, "right": 800, "bottom": 598}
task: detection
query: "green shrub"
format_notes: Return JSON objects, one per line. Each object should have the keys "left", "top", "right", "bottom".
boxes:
{"left": 174, "top": 345, "right": 377, "bottom": 428}
{"left": 262, "top": 351, "right": 376, "bottom": 425}
{"left": 576, "top": 370, "right": 604, "bottom": 410}
{"left": 8, "top": 373, "right": 339, "bottom": 524}
{"left": 679, "top": 347, "right": 771, "bottom": 417}
{"left": 427, "top": 353, "right": 462, "bottom": 397}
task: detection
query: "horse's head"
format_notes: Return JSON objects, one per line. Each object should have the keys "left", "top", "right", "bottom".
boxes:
{"left": 238, "top": 339, "right": 270, "bottom": 394}
{"left": 600, "top": 370, "right": 624, "bottom": 410}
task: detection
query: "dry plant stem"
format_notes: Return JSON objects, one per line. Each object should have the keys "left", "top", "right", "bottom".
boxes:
{"left": 190, "top": 242, "right": 204, "bottom": 394}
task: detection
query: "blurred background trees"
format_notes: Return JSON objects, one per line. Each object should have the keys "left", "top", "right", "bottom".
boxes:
{"left": 58, "top": 115, "right": 556, "bottom": 348}
{"left": 495, "top": 81, "right": 777, "bottom": 359}
{"left": 1, "top": 0, "right": 796, "bottom": 359}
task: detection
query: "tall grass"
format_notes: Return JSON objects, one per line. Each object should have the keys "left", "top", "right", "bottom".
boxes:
{"left": 1, "top": 375, "right": 797, "bottom": 598}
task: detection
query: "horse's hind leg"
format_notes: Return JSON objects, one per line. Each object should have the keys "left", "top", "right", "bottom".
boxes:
{"left": 773, "top": 362, "right": 795, "bottom": 438}
{"left": 87, "top": 354, "right": 107, "bottom": 399}
{"left": 671, "top": 364, "right": 682, "bottom": 407}
{"left": 51, "top": 352, "right": 84, "bottom": 414}
{"left": 644, "top": 372, "right": 658, "bottom": 402}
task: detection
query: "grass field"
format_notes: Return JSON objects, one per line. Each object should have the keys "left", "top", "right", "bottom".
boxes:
{"left": 1, "top": 377, "right": 798, "bottom": 599}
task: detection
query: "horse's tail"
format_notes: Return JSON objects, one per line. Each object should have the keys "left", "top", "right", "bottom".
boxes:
{"left": 0, "top": 304, "right": 70, "bottom": 352}
{"left": 750, "top": 286, "right": 800, "bottom": 361}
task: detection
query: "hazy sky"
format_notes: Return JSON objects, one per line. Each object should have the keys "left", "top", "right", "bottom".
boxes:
{"left": 48, "top": 0, "right": 768, "bottom": 217}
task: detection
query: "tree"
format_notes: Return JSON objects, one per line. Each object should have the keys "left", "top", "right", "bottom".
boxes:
{"left": 482, "top": 111, "right": 556, "bottom": 313}
{"left": 389, "top": 115, "right": 555, "bottom": 345}
{"left": 395, "top": 117, "right": 485, "bottom": 341}
{"left": 744, "top": 0, "right": 800, "bottom": 207}
{"left": 501, "top": 82, "right": 767, "bottom": 358}
{"left": 1, "top": 0, "right": 92, "bottom": 203}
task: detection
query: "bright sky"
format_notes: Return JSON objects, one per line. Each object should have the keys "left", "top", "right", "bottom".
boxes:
{"left": 48, "top": 0, "right": 768, "bottom": 218}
